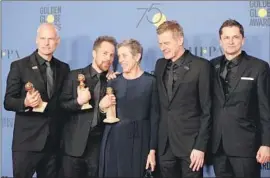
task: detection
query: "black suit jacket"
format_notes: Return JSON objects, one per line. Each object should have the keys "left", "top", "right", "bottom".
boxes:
{"left": 154, "top": 50, "right": 212, "bottom": 157}
{"left": 4, "top": 50, "right": 70, "bottom": 152}
{"left": 210, "top": 51, "right": 270, "bottom": 157}
{"left": 60, "top": 64, "right": 107, "bottom": 157}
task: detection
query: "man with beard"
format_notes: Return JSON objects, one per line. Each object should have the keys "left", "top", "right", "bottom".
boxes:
{"left": 59, "top": 36, "right": 117, "bottom": 178}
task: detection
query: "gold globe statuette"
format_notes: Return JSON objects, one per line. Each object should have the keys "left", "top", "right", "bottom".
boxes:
{"left": 103, "top": 87, "right": 120, "bottom": 123}
{"left": 78, "top": 74, "right": 93, "bottom": 110}
{"left": 24, "top": 81, "right": 47, "bottom": 112}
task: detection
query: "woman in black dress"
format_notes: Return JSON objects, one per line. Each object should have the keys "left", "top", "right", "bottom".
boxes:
{"left": 98, "top": 39, "right": 159, "bottom": 177}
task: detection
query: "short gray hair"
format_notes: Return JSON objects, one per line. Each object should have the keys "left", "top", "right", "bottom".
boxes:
{"left": 37, "top": 23, "right": 59, "bottom": 38}
{"left": 117, "top": 39, "right": 143, "bottom": 61}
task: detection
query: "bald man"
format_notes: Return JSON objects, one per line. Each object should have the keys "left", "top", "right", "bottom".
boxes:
{"left": 4, "top": 23, "right": 70, "bottom": 178}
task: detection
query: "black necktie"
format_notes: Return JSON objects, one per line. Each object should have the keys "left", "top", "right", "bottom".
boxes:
{"left": 45, "top": 61, "right": 54, "bottom": 98}
{"left": 92, "top": 74, "right": 101, "bottom": 128}
{"left": 220, "top": 60, "right": 231, "bottom": 80}
{"left": 167, "top": 60, "right": 174, "bottom": 100}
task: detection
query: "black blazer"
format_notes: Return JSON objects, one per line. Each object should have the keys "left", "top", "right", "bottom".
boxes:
{"left": 60, "top": 64, "right": 107, "bottom": 157}
{"left": 154, "top": 50, "right": 212, "bottom": 157}
{"left": 4, "top": 50, "right": 70, "bottom": 151}
{"left": 210, "top": 51, "right": 270, "bottom": 157}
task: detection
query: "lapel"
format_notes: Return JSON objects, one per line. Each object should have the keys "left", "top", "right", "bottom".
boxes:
{"left": 29, "top": 52, "right": 47, "bottom": 95}
{"left": 29, "top": 50, "right": 67, "bottom": 99}
{"left": 226, "top": 53, "right": 250, "bottom": 101}
{"left": 158, "top": 59, "right": 169, "bottom": 105}
{"left": 214, "top": 58, "right": 225, "bottom": 102}
{"left": 79, "top": 64, "right": 104, "bottom": 92}
{"left": 80, "top": 64, "right": 92, "bottom": 89}
{"left": 169, "top": 53, "right": 192, "bottom": 104}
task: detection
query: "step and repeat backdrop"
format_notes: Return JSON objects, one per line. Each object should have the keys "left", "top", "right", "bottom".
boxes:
{"left": 2, "top": 1, "right": 270, "bottom": 177}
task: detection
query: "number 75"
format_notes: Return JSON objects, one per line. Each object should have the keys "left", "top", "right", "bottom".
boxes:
{"left": 136, "top": 3, "right": 163, "bottom": 28}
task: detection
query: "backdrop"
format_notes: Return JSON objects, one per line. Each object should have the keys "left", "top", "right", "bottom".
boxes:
{"left": 2, "top": 1, "right": 270, "bottom": 177}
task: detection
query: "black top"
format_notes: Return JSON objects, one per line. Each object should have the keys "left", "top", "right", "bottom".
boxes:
{"left": 163, "top": 50, "right": 189, "bottom": 92}
{"left": 35, "top": 52, "right": 56, "bottom": 84}
{"left": 220, "top": 52, "right": 243, "bottom": 96}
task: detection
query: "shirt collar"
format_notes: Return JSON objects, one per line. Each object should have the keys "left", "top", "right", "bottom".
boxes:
{"left": 224, "top": 51, "right": 244, "bottom": 66}
{"left": 89, "top": 64, "right": 108, "bottom": 79}
{"left": 35, "top": 51, "right": 55, "bottom": 66}
{"left": 172, "top": 49, "right": 189, "bottom": 67}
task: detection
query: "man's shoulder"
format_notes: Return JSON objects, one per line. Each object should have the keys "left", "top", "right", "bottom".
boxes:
{"left": 53, "top": 57, "right": 70, "bottom": 68}
{"left": 154, "top": 58, "right": 166, "bottom": 70}
{"left": 69, "top": 67, "right": 84, "bottom": 75}
{"left": 192, "top": 56, "right": 210, "bottom": 64}
{"left": 209, "top": 55, "right": 223, "bottom": 66}
{"left": 183, "top": 50, "right": 208, "bottom": 64}
{"left": 189, "top": 54, "right": 211, "bottom": 69}
{"left": 63, "top": 67, "right": 85, "bottom": 81}
{"left": 245, "top": 53, "right": 269, "bottom": 69}
{"left": 155, "top": 57, "right": 166, "bottom": 64}
{"left": 11, "top": 53, "right": 32, "bottom": 66}
{"left": 10, "top": 54, "right": 33, "bottom": 69}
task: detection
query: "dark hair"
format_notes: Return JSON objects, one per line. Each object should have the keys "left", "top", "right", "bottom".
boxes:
{"left": 219, "top": 19, "right": 244, "bottom": 38}
{"left": 93, "top": 36, "right": 117, "bottom": 51}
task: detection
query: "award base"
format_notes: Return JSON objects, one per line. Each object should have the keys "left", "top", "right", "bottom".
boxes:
{"left": 32, "top": 102, "right": 48, "bottom": 113}
{"left": 103, "top": 117, "right": 120, "bottom": 124}
{"left": 81, "top": 103, "right": 93, "bottom": 110}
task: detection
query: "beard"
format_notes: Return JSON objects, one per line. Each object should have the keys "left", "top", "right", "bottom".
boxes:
{"left": 97, "top": 62, "right": 111, "bottom": 72}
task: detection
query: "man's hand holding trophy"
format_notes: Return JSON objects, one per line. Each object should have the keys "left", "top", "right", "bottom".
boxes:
{"left": 77, "top": 74, "right": 93, "bottom": 110}
{"left": 24, "top": 82, "right": 47, "bottom": 112}
{"left": 99, "top": 87, "right": 120, "bottom": 123}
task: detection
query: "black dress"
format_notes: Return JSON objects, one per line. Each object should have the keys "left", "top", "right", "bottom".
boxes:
{"left": 99, "top": 72, "right": 159, "bottom": 177}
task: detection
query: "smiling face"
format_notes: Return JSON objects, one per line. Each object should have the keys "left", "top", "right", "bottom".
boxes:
{"left": 220, "top": 26, "right": 244, "bottom": 57}
{"left": 156, "top": 20, "right": 185, "bottom": 61}
{"left": 157, "top": 30, "right": 183, "bottom": 60}
{"left": 117, "top": 46, "right": 141, "bottom": 73}
{"left": 36, "top": 23, "right": 60, "bottom": 59}
{"left": 116, "top": 39, "right": 142, "bottom": 74}
{"left": 92, "top": 41, "right": 115, "bottom": 72}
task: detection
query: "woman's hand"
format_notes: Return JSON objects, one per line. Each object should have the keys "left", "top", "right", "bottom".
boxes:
{"left": 145, "top": 150, "right": 156, "bottom": 172}
{"left": 99, "top": 94, "right": 116, "bottom": 111}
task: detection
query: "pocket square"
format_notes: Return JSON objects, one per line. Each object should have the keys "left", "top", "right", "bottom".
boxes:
{"left": 241, "top": 77, "right": 254, "bottom": 80}
{"left": 32, "top": 66, "right": 38, "bottom": 69}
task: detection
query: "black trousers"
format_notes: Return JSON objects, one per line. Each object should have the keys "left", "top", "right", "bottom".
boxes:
{"left": 159, "top": 141, "right": 203, "bottom": 178}
{"left": 213, "top": 142, "right": 261, "bottom": 178}
{"left": 62, "top": 128, "right": 103, "bottom": 178}
{"left": 12, "top": 137, "right": 59, "bottom": 178}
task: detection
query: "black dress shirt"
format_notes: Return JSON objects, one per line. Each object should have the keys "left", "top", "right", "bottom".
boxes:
{"left": 220, "top": 52, "right": 243, "bottom": 97}
{"left": 35, "top": 52, "right": 56, "bottom": 86}
{"left": 163, "top": 50, "right": 189, "bottom": 99}
{"left": 35, "top": 52, "right": 57, "bottom": 151}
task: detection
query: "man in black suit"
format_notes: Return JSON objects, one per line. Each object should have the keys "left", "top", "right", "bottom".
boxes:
{"left": 154, "top": 20, "right": 212, "bottom": 178}
{"left": 60, "top": 36, "right": 117, "bottom": 178}
{"left": 210, "top": 19, "right": 270, "bottom": 178}
{"left": 4, "top": 23, "right": 70, "bottom": 178}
